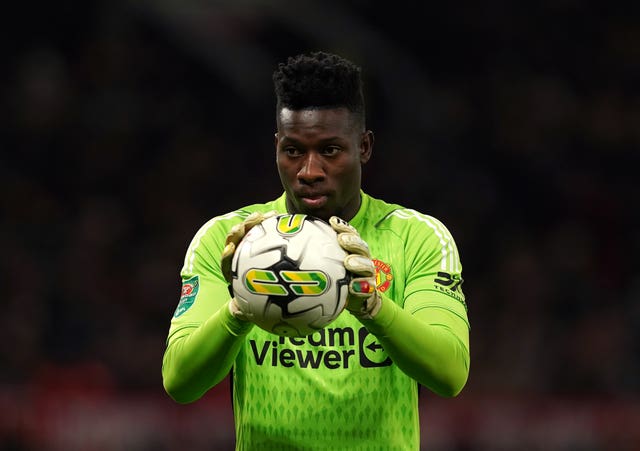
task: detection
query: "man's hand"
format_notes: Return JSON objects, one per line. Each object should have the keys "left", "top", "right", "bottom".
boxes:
{"left": 329, "top": 216, "right": 382, "bottom": 320}
{"left": 221, "top": 211, "right": 277, "bottom": 319}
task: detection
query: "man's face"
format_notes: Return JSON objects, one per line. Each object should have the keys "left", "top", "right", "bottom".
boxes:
{"left": 275, "top": 107, "right": 373, "bottom": 221}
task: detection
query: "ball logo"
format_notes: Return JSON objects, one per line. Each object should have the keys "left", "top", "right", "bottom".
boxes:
{"left": 245, "top": 268, "right": 329, "bottom": 297}
{"left": 276, "top": 214, "right": 306, "bottom": 235}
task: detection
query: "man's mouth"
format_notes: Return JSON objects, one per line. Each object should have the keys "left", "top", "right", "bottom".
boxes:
{"left": 298, "top": 193, "right": 328, "bottom": 208}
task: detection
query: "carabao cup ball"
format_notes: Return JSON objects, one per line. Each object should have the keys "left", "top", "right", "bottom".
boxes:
{"left": 230, "top": 214, "right": 350, "bottom": 337}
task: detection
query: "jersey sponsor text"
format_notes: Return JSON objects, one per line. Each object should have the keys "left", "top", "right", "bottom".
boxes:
{"left": 249, "top": 325, "right": 392, "bottom": 369}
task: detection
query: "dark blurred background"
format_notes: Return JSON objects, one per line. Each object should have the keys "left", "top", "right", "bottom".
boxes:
{"left": 1, "top": 1, "right": 639, "bottom": 450}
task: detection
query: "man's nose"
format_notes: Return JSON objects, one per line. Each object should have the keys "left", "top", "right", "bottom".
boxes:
{"left": 297, "top": 153, "right": 325, "bottom": 183}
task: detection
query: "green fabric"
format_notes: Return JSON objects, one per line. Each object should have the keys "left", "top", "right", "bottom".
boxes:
{"left": 162, "top": 192, "right": 470, "bottom": 450}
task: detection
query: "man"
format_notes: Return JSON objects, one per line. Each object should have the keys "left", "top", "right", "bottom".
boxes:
{"left": 162, "top": 51, "right": 470, "bottom": 450}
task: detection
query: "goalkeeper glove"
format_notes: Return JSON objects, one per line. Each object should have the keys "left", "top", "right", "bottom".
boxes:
{"left": 221, "top": 211, "right": 277, "bottom": 319}
{"left": 329, "top": 216, "right": 382, "bottom": 320}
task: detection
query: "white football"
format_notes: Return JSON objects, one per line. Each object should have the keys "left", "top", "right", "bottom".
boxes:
{"left": 231, "top": 214, "right": 350, "bottom": 337}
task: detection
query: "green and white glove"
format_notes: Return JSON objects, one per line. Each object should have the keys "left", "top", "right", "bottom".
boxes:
{"left": 221, "top": 211, "right": 277, "bottom": 319}
{"left": 329, "top": 216, "right": 382, "bottom": 320}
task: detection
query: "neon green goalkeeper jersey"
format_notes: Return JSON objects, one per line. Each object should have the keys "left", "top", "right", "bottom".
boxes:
{"left": 163, "top": 192, "right": 470, "bottom": 450}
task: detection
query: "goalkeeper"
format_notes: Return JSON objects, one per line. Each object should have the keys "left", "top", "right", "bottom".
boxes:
{"left": 162, "top": 51, "right": 470, "bottom": 450}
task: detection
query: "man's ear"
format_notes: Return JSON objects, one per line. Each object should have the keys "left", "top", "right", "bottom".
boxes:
{"left": 274, "top": 132, "right": 279, "bottom": 149}
{"left": 360, "top": 130, "right": 374, "bottom": 164}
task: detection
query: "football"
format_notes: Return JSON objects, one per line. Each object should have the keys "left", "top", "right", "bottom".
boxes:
{"left": 231, "top": 213, "right": 350, "bottom": 337}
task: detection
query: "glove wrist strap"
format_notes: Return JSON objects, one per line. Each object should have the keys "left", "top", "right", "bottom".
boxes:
{"left": 351, "top": 292, "right": 382, "bottom": 320}
{"left": 228, "top": 298, "right": 249, "bottom": 321}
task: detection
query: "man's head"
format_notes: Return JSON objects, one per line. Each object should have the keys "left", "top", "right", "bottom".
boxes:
{"left": 273, "top": 51, "right": 366, "bottom": 130}
{"left": 273, "top": 51, "right": 373, "bottom": 221}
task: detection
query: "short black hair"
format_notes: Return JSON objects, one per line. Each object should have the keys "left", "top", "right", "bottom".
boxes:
{"left": 273, "top": 51, "right": 366, "bottom": 127}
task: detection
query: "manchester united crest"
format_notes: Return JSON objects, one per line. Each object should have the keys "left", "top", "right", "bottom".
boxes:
{"left": 373, "top": 259, "right": 393, "bottom": 292}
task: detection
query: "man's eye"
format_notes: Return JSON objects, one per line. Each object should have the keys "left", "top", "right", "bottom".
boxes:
{"left": 323, "top": 146, "right": 341, "bottom": 156}
{"left": 284, "top": 147, "right": 301, "bottom": 156}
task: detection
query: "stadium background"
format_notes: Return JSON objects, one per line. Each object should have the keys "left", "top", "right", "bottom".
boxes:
{"left": 2, "top": 1, "right": 639, "bottom": 449}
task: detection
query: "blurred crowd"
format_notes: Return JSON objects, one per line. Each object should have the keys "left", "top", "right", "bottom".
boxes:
{"left": 2, "top": 0, "right": 638, "bottom": 424}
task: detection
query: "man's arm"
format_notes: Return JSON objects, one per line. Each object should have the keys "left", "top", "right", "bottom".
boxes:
{"left": 329, "top": 215, "right": 470, "bottom": 397}
{"left": 162, "top": 211, "right": 277, "bottom": 403}
{"left": 162, "top": 300, "right": 253, "bottom": 403}
{"left": 360, "top": 294, "right": 470, "bottom": 397}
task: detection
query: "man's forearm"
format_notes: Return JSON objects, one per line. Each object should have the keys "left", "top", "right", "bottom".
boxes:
{"left": 162, "top": 301, "right": 254, "bottom": 403}
{"left": 360, "top": 295, "right": 470, "bottom": 397}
